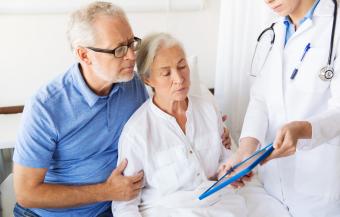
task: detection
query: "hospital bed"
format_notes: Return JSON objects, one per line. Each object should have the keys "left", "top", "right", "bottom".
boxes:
{"left": 0, "top": 111, "right": 22, "bottom": 217}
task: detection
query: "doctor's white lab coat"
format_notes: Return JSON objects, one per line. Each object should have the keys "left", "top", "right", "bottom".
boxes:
{"left": 241, "top": 0, "right": 340, "bottom": 216}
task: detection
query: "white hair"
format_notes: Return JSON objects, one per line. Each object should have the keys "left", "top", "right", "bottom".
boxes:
{"left": 66, "top": 1, "right": 128, "bottom": 52}
{"left": 136, "top": 33, "right": 185, "bottom": 80}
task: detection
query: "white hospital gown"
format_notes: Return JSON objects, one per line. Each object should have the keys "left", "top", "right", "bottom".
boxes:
{"left": 112, "top": 95, "right": 291, "bottom": 217}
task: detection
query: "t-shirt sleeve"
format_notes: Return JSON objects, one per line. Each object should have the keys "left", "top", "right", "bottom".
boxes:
{"left": 134, "top": 72, "right": 149, "bottom": 102}
{"left": 13, "top": 97, "right": 58, "bottom": 168}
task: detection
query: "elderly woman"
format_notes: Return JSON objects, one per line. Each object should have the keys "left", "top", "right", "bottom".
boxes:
{"left": 111, "top": 33, "right": 291, "bottom": 217}
{"left": 110, "top": 33, "right": 245, "bottom": 217}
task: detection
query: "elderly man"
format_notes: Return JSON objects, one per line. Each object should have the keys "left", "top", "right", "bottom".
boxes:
{"left": 12, "top": 2, "right": 147, "bottom": 217}
{"left": 12, "top": 2, "right": 231, "bottom": 217}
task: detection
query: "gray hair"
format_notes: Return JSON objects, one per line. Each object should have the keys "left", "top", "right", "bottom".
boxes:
{"left": 67, "top": 1, "right": 128, "bottom": 52}
{"left": 136, "top": 33, "right": 185, "bottom": 80}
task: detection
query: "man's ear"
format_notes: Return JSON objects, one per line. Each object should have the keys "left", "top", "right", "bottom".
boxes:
{"left": 143, "top": 77, "right": 155, "bottom": 92}
{"left": 143, "top": 77, "right": 151, "bottom": 86}
{"left": 75, "top": 47, "right": 91, "bottom": 65}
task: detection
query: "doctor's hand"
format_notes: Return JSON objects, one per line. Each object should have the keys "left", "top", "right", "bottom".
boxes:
{"left": 218, "top": 152, "right": 254, "bottom": 188}
{"left": 102, "top": 159, "right": 144, "bottom": 201}
{"left": 262, "top": 121, "right": 312, "bottom": 164}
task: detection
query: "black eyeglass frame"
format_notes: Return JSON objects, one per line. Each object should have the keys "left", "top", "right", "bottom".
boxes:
{"left": 86, "top": 36, "right": 142, "bottom": 58}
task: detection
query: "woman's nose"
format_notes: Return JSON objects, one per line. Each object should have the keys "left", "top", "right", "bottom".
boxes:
{"left": 172, "top": 70, "right": 184, "bottom": 84}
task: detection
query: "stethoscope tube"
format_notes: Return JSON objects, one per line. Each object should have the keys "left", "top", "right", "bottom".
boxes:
{"left": 328, "top": 0, "right": 338, "bottom": 65}
{"left": 257, "top": 22, "right": 276, "bottom": 44}
{"left": 251, "top": 0, "right": 338, "bottom": 80}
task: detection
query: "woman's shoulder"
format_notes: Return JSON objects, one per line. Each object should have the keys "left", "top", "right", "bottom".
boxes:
{"left": 121, "top": 99, "right": 152, "bottom": 135}
{"left": 189, "top": 94, "right": 219, "bottom": 113}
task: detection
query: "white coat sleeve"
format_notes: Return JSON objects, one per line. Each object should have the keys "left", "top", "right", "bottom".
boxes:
{"left": 301, "top": 35, "right": 340, "bottom": 149}
{"left": 240, "top": 75, "right": 269, "bottom": 146}
{"left": 111, "top": 129, "right": 144, "bottom": 217}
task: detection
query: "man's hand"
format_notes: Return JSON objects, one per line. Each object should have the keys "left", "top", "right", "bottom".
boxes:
{"left": 221, "top": 115, "right": 231, "bottom": 149}
{"left": 262, "top": 121, "right": 312, "bottom": 164}
{"left": 102, "top": 159, "right": 144, "bottom": 201}
{"left": 14, "top": 159, "right": 144, "bottom": 208}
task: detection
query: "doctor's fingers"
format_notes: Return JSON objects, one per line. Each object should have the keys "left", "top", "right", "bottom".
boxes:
{"left": 276, "top": 133, "right": 298, "bottom": 155}
{"left": 273, "top": 129, "right": 286, "bottom": 149}
{"left": 261, "top": 141, "right": 289, "bottom": 163}
{"left": 276, "top": 142, "right": 296, "bottom": 157}
{"left": 262, "top": 142, "right": 296, "bottom": 164}
{"left": 261, "top": 151, "right": 280, "bottom": 164}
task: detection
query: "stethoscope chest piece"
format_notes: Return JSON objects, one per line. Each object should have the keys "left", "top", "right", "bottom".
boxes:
{"left": 319, "top": 65, "right": 334, "bottom": 81}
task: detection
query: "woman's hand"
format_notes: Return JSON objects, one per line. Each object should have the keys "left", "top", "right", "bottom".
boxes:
{"left": 218, "top": 151, "right": 254, "bottom": 188}
{"left": 262, "top": 121, "right": 312, "bottom": 164}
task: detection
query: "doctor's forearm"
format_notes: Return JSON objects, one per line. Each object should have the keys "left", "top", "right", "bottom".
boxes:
{"left": 282, "top": 121, "right": 312, "bottom": 140}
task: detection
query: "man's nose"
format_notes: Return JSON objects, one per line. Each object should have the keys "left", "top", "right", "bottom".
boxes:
{"left": 124, "top": 47, "right": 136, "bottom": 60}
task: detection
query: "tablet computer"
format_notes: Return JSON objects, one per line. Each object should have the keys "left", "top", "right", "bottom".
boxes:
{"left": 199, "top": 143, "right": 274, "bottom": 200}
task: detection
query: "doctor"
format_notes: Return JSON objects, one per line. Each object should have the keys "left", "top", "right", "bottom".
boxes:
{"left": 222, "top": 0, "right": 340, "bottom": 216}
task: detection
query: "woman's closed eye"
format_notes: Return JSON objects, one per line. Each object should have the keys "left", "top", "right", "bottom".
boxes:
{"left": 178, "top": 65, "right": 187, "bottom": 70}
{"left": 160, "top": 70, "right": 171, "bottom": 76}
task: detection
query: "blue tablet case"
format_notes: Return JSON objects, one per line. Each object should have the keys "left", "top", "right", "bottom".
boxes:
{"left": 199, "top": 143, "right": 274, "bottom": 200}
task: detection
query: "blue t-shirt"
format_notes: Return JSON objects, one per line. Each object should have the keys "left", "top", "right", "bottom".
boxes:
{"left": 13, "top": 63, "right": 148, "bottom": 216}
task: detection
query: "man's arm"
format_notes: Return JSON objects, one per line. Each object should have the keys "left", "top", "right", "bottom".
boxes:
{"left": 14, "top": 159, "right": 143, "bottom": 208}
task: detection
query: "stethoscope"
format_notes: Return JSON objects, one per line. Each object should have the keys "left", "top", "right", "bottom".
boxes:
{"left": 250, "top": 0, "right": 338, "bottom": 81}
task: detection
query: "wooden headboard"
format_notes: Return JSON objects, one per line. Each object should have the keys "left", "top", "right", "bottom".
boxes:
{"left": 0, "top": 106, "right": 24, "bottom": 114}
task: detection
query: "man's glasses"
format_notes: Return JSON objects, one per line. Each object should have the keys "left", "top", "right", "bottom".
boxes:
{"left": 86, "top": 37, "right": 142, "bottom": 58}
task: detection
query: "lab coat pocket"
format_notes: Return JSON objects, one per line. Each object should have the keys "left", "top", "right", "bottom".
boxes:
{"left": 293, "top": 48, "right": 330, "bottom": 93}
{"left": 295, "top": 143, "right": 340, "bottom": 199}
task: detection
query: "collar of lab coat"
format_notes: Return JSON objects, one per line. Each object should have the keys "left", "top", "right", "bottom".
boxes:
{"left": 273, "top": 0, "right": 335, "bottom": 45}
{"left": 273, "top": 0, "right": 334, "bottom": 26}
{"left": 314, "top": 0, "right": 336, "bottom": 17}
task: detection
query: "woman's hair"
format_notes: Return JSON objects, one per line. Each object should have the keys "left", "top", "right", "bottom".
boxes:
{"left": 136, "top": 33, "right": 185, "bottom": 80}
{"left": 66, "top": 1, "right": 128, "bottom": 52}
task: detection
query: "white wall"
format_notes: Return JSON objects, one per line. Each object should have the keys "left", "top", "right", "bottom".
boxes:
{"left": 0, "top": 0, "right": 220, "bottom": 106}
